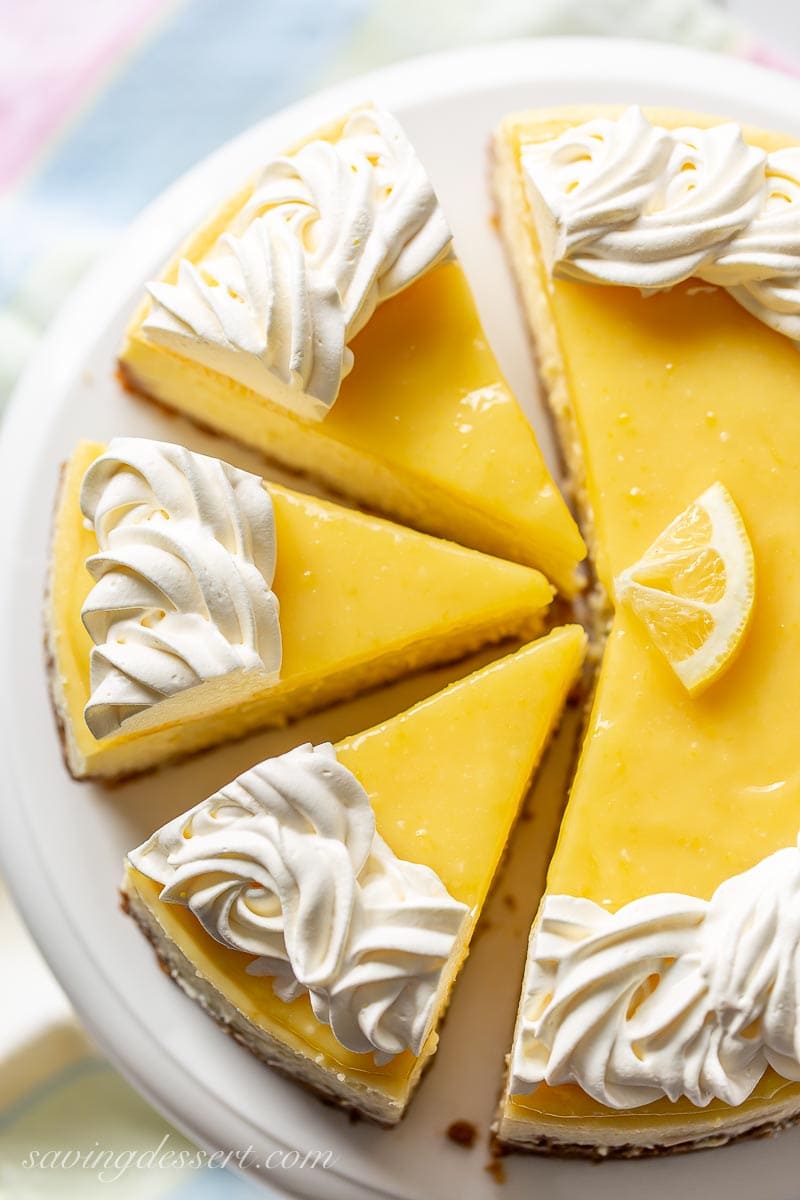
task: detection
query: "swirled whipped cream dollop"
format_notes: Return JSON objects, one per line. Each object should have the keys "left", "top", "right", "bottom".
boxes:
{"left": 81, "top": 438, "right": 281, "bottom": 739}
{"left": 510, "top": 836, "right": 800, "bottom": 1108}
{"left": 522, "top": 106, "right": 800, "bottom": 342}
{"left": 143, "top": 106, "right": 453, "bottom": 420}
{"left": 129, "top": 742, "right": 469, "bottom": 1060}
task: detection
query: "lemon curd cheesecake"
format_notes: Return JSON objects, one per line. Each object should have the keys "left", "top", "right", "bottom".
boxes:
{"left": 46, "top": 437, "right": 555, "bottom": 781}
{"left": 122, "top": 628, "right": 586, "bottom": 1124}
{"left": 493, "top": 106, "right": 800, "bottom": 1154}
{"left": 118, "top": 105, "right": 585, "bottom": 595}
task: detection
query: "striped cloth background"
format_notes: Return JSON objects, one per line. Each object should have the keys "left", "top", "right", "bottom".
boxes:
{"left": 0, "top": 0, "right": 777, "bottom": 410}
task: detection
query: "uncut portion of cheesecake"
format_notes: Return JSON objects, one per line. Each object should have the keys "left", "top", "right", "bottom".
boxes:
{"left": 493, "top": 107, "right": 800, "bottom": 1155}
{"left": 47, "top": 439, "right": 554, "bottom": 781}
{"left": 122, "top": 628, "right": 586, "bottom": 1125}
{"left": 118, "top": 105, "right": 585, "bottom": 594}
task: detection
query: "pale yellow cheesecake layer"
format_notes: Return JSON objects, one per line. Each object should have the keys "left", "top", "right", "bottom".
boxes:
{"left": 123, "top": 628, "right": 586, "bottom": 1120}
{"left": 119, "top": 120, "right": 585, "bottom": 595}
{"left": 495, "top": 108, "right": 800, "bottom": 1148}
{"left": 48, "top": 441, "right": 553, "bottom": 780}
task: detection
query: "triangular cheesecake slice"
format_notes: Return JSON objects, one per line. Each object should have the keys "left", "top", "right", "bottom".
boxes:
{"left": 118, "top": 105, "right": 585, "bottom": 594}
{"left": 494, "top": 107, "right": 800, "bottom": 1155}
{"left": 47, "top": 437, "right": 554, "bottom": 781}
{"left": 122, "top": 627, "right": 586, "bottom": 1124}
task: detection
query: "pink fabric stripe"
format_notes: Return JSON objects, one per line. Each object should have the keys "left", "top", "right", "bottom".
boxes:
{"left": 745, "top": 43, "right": 800, "bottom": 78}
{"left": 0, "top": 0, "right": 172, "bottom": 191}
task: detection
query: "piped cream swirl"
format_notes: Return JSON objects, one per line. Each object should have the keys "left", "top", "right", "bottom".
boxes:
{"left": 510, "top": 837, "right": 800, "bottom": 1108}
{"left": 143, "top": 107, "right": 452, "bottom": 420}
{"left": 523, "top": 107, "right": 800, "bottom": 341}
{"left": 718, "top": 148, "right": 800, "bottom": 341}
{"left": 128, "top": 743, "right": 468, "bottom": 1061}
{"left": 80, "top": 438, "right": 281, "bottom": 739}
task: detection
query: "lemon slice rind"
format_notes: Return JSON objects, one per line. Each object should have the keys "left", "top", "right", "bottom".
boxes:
{"left": 614, "top": 482, "right": 755, "bottom": 695}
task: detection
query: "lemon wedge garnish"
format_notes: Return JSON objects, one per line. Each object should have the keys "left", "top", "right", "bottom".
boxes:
{"left": 614, "top": 482, "right": 755, "bottom": 695}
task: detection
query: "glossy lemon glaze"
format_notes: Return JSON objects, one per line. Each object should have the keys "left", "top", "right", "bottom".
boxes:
{"left": 505, "top": 110, "right": 800, "bottom": 1137}
{"left": 120, "top": 165, "right": 585, "bottom": 593}
{"left": 126, "top": 627, "right": 586, "bottom": 1103}
{"left": 49, "top": 442, "right": 553, "bottom": 778}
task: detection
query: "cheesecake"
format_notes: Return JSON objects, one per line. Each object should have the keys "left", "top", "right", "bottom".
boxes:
{"left": 122, "top": 627, "right": 586, "bottom": 1124}
{"left": 47, "top": 437, "right": 554, "bottom": 781}
{"left": 493, "top": 106, "right": 800, "bottom": 1155}
{"left": 118, "top": 105, "right": 585, "bottom": 594}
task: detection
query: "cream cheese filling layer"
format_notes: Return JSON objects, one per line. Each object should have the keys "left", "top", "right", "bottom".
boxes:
{"left": 129, "top": 742, "right": 469, "bottom": 1062}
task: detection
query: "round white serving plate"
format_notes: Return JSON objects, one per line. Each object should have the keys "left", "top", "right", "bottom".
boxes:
{"left": 3, "top": 36, "right": 800, "bottom": 1200}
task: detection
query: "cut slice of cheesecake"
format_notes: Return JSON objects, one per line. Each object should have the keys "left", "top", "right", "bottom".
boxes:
{"left": 493, "top": 107, "right": 800, "bottom": 1156}
{"left": 118, "top": 105, "right": 585, "bottom": 594}
{"left": 47, "top": 438, "right": 554, "bottom": 781}
{"left": 122, "top": 626, "right": 586, "bottom": 1124}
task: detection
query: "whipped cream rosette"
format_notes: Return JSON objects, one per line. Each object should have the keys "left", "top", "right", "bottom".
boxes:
{"left": 80, "top": 437, "right": 281, "bottom": 738}
{"left": 143, "top": 107, "right": 453, "bottom": 419}
{"left": 129, "top": 742, "right": 468, "bottom": 1061}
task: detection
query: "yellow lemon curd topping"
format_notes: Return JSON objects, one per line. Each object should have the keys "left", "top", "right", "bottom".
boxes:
{"left": 503, "top": 109, "right": 800, "bottom": 1137}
